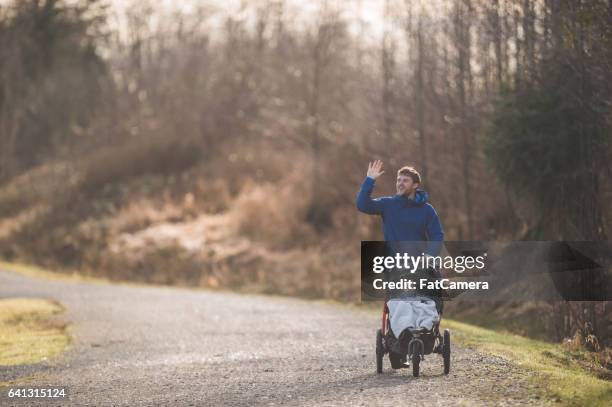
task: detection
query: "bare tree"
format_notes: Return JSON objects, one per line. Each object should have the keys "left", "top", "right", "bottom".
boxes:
{"left": 381, "top": 0, "right": 396, "bottom": 158}
{"left": 414, "top": 15, "right": 428, "bottom": 179}
{"left": 453, "top": 0, "right": 475, "bottom": 239}
{"left": 304, "top": 3, "right": 348, "bottom": 227}
{"left": 490, "top": 0, "right": 505, "bottom": 87}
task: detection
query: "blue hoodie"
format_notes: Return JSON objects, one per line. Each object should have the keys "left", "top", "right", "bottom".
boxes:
{"left": 356, "top": 176, "right": 444, "bottom": 256}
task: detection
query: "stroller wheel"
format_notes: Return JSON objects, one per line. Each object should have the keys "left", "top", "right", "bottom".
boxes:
{"left": 412, "top": 353, "right": 420, "bottom": 377}
{"left": 376, "top": 329, "right": 384, "bottom": 374}
{"left": 443, "top": 329, "right": 451, "bottom": 375}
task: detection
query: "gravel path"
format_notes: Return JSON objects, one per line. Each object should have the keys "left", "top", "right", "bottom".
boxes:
{"left": 0, "top": 269, "right": 548, "bottom": 406}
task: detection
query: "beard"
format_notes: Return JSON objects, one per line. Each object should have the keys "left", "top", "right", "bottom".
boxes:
{"left": 397, "top": 187, "right": 414, "bottom": 197}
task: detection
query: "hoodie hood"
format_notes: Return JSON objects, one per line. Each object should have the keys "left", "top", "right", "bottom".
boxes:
{"left": 396, "top": 189, "right": 429, "bottom": 206}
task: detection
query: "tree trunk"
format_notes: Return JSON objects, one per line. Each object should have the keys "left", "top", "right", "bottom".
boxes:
{"left": 381, "top": 0, "right": 395, "bottom": 159}
{"left": 415, "top": 17, "right": 427, "bottom": 179}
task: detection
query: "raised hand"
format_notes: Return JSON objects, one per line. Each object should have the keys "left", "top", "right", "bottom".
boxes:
{"left": 367, "top": 160, "right": 385, "bottom": 180}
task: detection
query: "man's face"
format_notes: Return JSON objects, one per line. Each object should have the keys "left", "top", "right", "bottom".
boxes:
{"left": 396, "top": 174, "right": 418, "bottom": 197}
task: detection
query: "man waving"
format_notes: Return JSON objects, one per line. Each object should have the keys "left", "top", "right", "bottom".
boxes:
{"left": 356, "top": 160, "right": 443, "bottom": 257}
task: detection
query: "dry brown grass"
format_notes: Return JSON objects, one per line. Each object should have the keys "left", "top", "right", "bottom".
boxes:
{"left": 0, "top": 162, "right": 76, "bottom": 218}
{"left": 0, "top": 139, "right": 381, "bottom": 307}
{"left": 229, "top": 175, "right": 316, "bottom": 249}
{"left": 78, "top": 136, "right": 201, "bottom": 196}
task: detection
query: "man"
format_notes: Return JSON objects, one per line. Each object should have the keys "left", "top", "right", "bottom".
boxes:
{"left": 356, "top": 160, "right": 444, "bottom": 256}
{"left": 357, "top": 161, "right": 445, "bottom": 369}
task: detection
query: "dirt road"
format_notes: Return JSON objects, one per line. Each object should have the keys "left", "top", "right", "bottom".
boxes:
{"left": 0, "top": 269, "right": 545, "bottom": 406}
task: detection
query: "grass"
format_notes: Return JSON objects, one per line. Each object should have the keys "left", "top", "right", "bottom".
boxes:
{"left": 445, "top": 301, "right": 558, "bottom": 341}
{"left": 0, "top": 260, "right": 108, "bottom": 284}
{"left": 0, "top": 298, "right": 70, "bottom": 367}
{"left": 444, "top": 319, "right": 612, "bottom": 406}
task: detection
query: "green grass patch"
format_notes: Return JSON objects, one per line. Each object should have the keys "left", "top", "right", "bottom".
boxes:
{"left": 0, "top": 298, "right": 70, "bottom": 366}
{"left": 444, "top": 319, "right": 612, "bottom": 406}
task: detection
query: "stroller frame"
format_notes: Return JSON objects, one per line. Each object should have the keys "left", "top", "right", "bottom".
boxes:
{"left": 376, "top": 300, "right": 451, "bottom": 377}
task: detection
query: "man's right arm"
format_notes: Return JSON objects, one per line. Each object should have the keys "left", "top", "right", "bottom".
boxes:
{"left": 356, "top": 176, "right": 385, "bottom": 215}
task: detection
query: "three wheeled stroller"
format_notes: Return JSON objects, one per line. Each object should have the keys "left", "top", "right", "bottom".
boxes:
{"left": 375, "top": 294, "right": 450, "bottom": 377}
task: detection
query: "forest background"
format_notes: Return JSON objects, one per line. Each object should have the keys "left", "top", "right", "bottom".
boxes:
{"left": 0, "top": 0, "right": 610, "bottom": 354}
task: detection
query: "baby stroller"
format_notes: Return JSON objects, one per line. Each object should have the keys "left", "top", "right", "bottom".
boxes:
{"left": 375, "top": 271, "right": 451, "bottom": 377}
